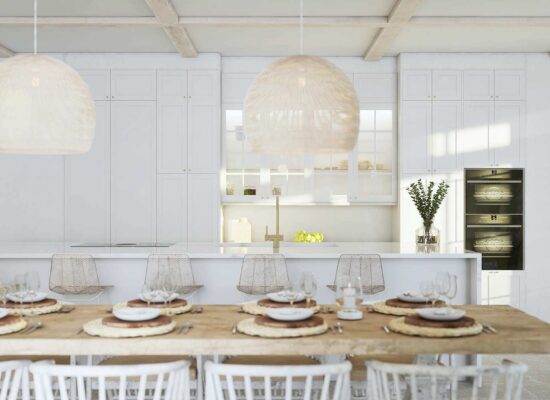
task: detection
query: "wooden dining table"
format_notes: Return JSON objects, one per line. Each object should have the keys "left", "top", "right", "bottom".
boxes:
{"left": 0, "top": 305, "right": 549, "bottom": 356}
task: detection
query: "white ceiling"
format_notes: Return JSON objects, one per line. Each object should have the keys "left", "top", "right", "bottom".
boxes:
{"left": 0, "top": 0, "right": 549, "bottom": 57}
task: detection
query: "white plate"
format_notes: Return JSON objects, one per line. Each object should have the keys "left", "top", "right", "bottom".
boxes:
{"left": 0, "top": 309, "right": 8, "bottom": 320}
{"left": 416, "top": 307, "right": 466, "bottom": 321}
{"left": 139, "top": 292, "right": 178, "bottom": 304}
{"left": 266, "top": 291, "right": 306, "bottom": 303}
{"left": 397, "top": 293, "right": 429, "bottom": 303}
{"left": 6, "top": 292, "right": 48, "bottom": 303}
{"left": 113, "top": 307, "right": 160, "bottom": 322}
{"left": 266, "top": 308, "right": 314, "bottom": 322}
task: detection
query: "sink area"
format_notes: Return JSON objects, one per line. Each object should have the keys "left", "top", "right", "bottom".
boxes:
{"left": 217, "top": 242, "right": 338, "bottom": 248}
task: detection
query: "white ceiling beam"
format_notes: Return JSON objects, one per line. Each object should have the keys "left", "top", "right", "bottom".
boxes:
{"left": 0, "top": 43, "right": 14, "bottom": 57}
{"left": 178, "top": 16, "right": 388, "bottom": 27}
{"left": 364, "top": 0, "right": 422, "bottom": 61}
{"left": 144, "top": 0, "right": 197, "bottom": 57}
{"left": 0, "top": 16, "right": 159, "bottom": 26}
{"left": 410, "top": 16, "right": 550, "bottom": 27}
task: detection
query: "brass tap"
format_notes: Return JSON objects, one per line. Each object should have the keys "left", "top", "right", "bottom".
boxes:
{"left": 265, "top": 195, "right": 284, "bottom": 252}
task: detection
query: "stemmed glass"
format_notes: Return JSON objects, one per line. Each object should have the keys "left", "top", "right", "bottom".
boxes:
{"left": 284, "top": 281, "right": 299, "bottom": 305}
{"left": 25, "top": 272, "right": 40, "bottom": 304}
{"left": 141, "top": 283, "right": 155, "bottom": 306}
{"left": 0, "top": 282, "right": 7, "bottom": 307}
{"left": 420, "top": 280, "right": 437, "bottom": 306}
{"left": 299, "top": 272, "right": 317, "bottom": 306}
{"left": 158, "top": 275, "right": 176, "bottom": 305}
{"left": 445, "top": 274, "right": 458, "bottom": 307}
{"left": 11, "top": 274, "right": 28, "bottom": 306}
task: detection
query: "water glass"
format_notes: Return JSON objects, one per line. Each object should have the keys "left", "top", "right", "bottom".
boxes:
{"left": 25, "top": 271, "right": 40, "bottom": 303}
{"left": 299, "top": 272, "right": 317, "bottom": 306}
{"left": 0, "top": 282, "right": 7, "bottom": 306}
{"left": 446, "top": 274, "right": 458, "bottom": 306}
{"left": 284, "top": 281, "right": 300, "bottom": 305}
{"left": 141, "top": 283, "right": 155, "bottom": 305}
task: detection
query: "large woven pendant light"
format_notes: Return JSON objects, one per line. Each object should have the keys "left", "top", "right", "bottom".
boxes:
{"left": 243, "top": 0, "right": 359, "bottom": 155}
{"left": 0, "top": 0, "right": 95, "bottom": 154}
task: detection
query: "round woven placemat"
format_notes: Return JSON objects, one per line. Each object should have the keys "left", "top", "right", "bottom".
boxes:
{"left": 83, "top": 318, "right": 176, "bottom": 338}
{"left": 0, "top": 316, "right": 27, "bottom": 335}
{"left": 3, "top": 299, "right": 57, "bottom": 309}
{"left": 102, "top": 315, "right": 173, "bottom": 329}
{"left": 112, "top": 301, "right": 192, "bottom": 316}
{"left": 237, "top": 317, "right": 328, "bottom": 338}
{"left": 254, "top": 315, "right": 324, "bottom": 329}
{"left": 242, "top": 301, "right": 320, "bottom": 316}
{"left": 127, "top": 299, "right": 187, "bottom": 309}
{"left": 385, "top": 298, "right": 445, "bottom": 309}
{"left": 405, "top": 315, "right": 476, "bottom": 329}
{"left": 388, "top": 317, "right": 483, "bottom": 338}
{"left": 4, "top": 299, "right": 62, "bottom": 316}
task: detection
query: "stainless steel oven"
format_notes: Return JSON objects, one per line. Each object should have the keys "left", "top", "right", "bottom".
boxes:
{"left": 465, "top": 169, "right": 524, "bottom": 270}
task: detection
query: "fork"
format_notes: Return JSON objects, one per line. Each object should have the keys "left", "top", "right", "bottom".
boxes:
{"left": 177, "top": 323, "right": 192, "bottom": 334}
{"left": 58, "top": 306, "right": 75, "bottom": 314}
{"left": 231, "top": 323, "right": 238, "bottom": 335}
{"left": 482, "top": 323, "right": 498, "bottom": 334}
{"left": 382, "top": 326, "right": 391, "bottom": 334}
{"left": 335, "top": 322, "right": 343, "bottom": 334}
{"left": 191, "top": 307, "right": 203, "bottom": 314}
{"left": 24, "top": 322, "right": 43, "bottom": 335}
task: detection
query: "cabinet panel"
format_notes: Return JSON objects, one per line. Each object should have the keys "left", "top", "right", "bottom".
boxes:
{"left": 495, "top": 70, "right": 525, "bottom": 100}
{"left": 188, "top": 174, "right": 219, "bottom": 242}
{"left": 65, "top": 101, "right": 110, "bottom": 242}
{"left": 461, "top": 101, "right": 493, "bottom": 167}
{"left": 188, "top": 71, "right": 219, "bottom": 104}
{"left": 157, "top": 174, "right": 188, "bottom": 242}
{"left": 111, "top": 101, "right": 156, "bottom": 242}
{"left": 482, "top": 271, "right": 523, "bottom": 308}
{"left": 431, "top": 101, "right": 460, "bottom": 172}
{"left": 401, "top": 101, "right": 431, "bottom": 173}
{"left": 157, "top": 101, "right": 188, "bottom": 173}
{"left": 493, "top": 101, "right": 523, "bottom": 166}
{"left": 401, "top": 70, "right": 431, "bottom": 100}
{"left": 157, "top": 70, "right": 187, "bottom": 101}
{"left": 78, "top": 69, "right": 110, "bottom": 100}
{"left": 188, "top": 104, "right": 218, "bottom": 173}
{"left": 432, "top": 70, "right": 462, "bottom": 100}
{"left": 354, "top": 73, "right": 396, "bottom": 102}
{"left": 111, "top": 70, "right": 156, "bottom": 101}
{"left": 463, "top": 70, "right": 494, "bottom": 100}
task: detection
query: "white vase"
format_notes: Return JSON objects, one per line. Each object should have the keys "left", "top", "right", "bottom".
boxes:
{"left": 234, "top": 218, "right": 252, "bottom": 243}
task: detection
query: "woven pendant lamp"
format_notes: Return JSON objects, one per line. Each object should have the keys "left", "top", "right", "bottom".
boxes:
{"left": 0, "top": 0, "right": 95, "bottom": 154}
{"left": 243, "top": 0, "right": 359, "bottom": 155}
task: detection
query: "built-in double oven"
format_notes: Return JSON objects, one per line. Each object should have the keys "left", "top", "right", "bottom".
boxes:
{"left": 465, "top": 169, "right": 524, "bottom": 270}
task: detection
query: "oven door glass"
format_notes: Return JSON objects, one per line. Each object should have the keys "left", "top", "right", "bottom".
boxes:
{"left": 465, "top": 225, "right": 523, "bottom": 270}
{"left": 466, "top": 182, "right": 523, "bottom": 214}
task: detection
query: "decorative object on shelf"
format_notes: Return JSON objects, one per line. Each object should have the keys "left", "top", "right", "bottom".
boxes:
{"left": 243, "top": 186, "right": 256, "bottom": 196}
{"left": 294, "top": 231, "right": 324, "bottom": 243}
{"left": 225, "top": 184, "right": 234, "bottom": 196}
{"left": 234, "top": 218, "right": 252, "bottom": 243}
{"left": 272, "top": 185, "right": 282, "bottom": 196}
{"left": 242, "top": 0, "right": 359, "bottom": 155}
{"left": 0, "top": 0, "right": 95, "bottom": 154}
{"left": 406, "top": 179, "right": 449, "bottom": 253}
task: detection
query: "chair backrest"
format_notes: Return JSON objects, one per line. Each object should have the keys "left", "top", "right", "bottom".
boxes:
{"left": 0, "top": 360, "right": 30, "bottom": 400}
{"left": 145, "top": 254, "right": 201, "bottom": 295}
{"left": 330, "top": 254, "right": 385, "bottom": 295}
{"left": 30, "top": 360, "right": 191, "bottom": 400}
{"left": 367, "top": 361, "right": 528, "bottom": 400}
{"left": 237, "top": 254, "right": 290, "bottom": 295}
{"left": 205, "top": 361, "right": 351, "bottom": 400}
{"left": 49, "top": 254, "right": 101, "bottom": 295}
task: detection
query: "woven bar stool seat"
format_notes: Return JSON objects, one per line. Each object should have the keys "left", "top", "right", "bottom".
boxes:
{"left": 328, "top": 254, "right": 385, "bottom": 295}
{"left": 49, "top": 254, "right": 108, "bottom": 295}
{"left": 236, "top": 254, "right": 290, "bottom": 295}
{"left": 145, "top": 254, "right": 202, "bottom": 296}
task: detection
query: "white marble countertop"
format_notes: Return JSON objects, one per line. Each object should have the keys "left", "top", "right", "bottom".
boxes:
{"left": 0, "top": 242, "right": 481, "bottom": 259}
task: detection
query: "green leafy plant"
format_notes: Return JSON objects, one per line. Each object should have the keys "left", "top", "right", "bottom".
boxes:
{"left": 406, "top": 179, "right": 449, "bottom": 231}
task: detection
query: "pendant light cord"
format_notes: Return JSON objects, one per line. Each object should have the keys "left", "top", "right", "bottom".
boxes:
{"left": 33, "top": 0, "right": 37, "bottom": 55}
{"left": 299, "top": 0, "right": 303, "bottom": 55}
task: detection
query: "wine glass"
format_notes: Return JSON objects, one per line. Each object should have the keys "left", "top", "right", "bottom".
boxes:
{"left": 141, "top": 283, "right": 154, "bottom": 306}
{"left": 420, "top": 280, "right": 437, "bottom": 306}
{"left": 158, "top": 275, "right": 175, "bottom": 305}
{"left": 284, "top": 281, "right": 299, "bottom": 305}
{"left": 445, "top": 274, "right": 458, "bottom": 307}
{"left": 25, "top": 272, "right": 40, "bottom": 303}
{"left": 299, "top": 272, "right": 317, "bottom": 306}
{"left": 11, "top": 274, "right": 28, "bottom": 305}
{"left": 0, "top": 282, "right": 7, "bottom": 307}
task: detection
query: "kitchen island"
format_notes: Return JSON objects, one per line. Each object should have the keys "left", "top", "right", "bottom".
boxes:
{"left": 0, "top": 242, "right": 481, "bottom": 305}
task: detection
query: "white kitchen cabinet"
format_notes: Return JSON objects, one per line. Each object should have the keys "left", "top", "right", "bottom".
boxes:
{"left": 493, "top": 101, "right": 524, "bottom": 166}
{"left": 432, "top": 70, "right": 462, "bottom": 100}
{"left": 110, "top": 70, "right": 156, "bottom": 101}
{"left": 461, "top": 101, "right": 493, "bottom": 167}
{"left": 78, "top": 69, "right": 110, "bottom": 101}
{"left": 463, "top": 70, "right": 494, "bottom": 100}
{"left": 431, "top": 101, "right": 460, "bottom": 172}
{"left": 65, "top": 101, "right": 110, "bottom": 242}
{"left": 157, "top": 69, "right": 187, "bottom": 101}
{"left": 494, "top": 70, "right": 525, "bottom": 100}
{"left": 110, "top": 101, "right": 156, "bottom": 243}
{"left": 157, "top": 101, "right": 188, "bottom": 173}
{"left": 401, "top": 101, "right": 431, "bottom": 173}
{"left": 401, "top": 70, "right": 431, "bottom": 100}
{"left": 188, "top": 174, "right": 220, "bottom": 242}
{"left": 481, "top": 271, "right": 524, "bottom": 308}
{"left": 353, "top": 73, "right": 396, "bottom": 102}
{"left": 156, "top": 174, "right": 188, "bottom": 243}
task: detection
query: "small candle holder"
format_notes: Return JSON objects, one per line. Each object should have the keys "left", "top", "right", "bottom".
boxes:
{"left": 336, "top": 276, "right": 364, "bottom": 321}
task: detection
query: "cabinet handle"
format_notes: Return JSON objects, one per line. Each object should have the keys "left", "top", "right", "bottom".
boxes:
{"left": 433, "top": 96, "right": 437, "bottom": 99}
{"left": 105, "top": 95, "right": 109, "bottom": 99}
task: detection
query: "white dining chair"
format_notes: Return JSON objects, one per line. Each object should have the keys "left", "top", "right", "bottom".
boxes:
{"left": 205, "top": 360, "right": 351, "bottom": 400}
{"left": 366, "top": 360, "right": 528, "bottom": 400}
{"left": 0, "top": 360, "right": 31, "bottom": 400}
{"left": 30, "top": 360, "right": 191, "bottom": 400}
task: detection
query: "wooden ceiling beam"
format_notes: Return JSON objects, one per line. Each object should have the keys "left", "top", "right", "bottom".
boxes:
{"left": 0, "top": 43, "right": 14, "bottom": 57}
{"left": 144, "top": 0, "right": 197, "bottom": 57}
{"left": 364, "top": 0, "right": 422, "bottom": 61}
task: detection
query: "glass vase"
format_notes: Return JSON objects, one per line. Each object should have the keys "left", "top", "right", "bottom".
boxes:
{"left": 416, "top": 223, "right": 440, "bottom": 253}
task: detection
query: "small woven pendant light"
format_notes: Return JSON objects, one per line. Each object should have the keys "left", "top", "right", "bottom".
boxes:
{"left": 243, "top": 0, "right": 359, "bottom": 155}
{"left": 0, "top": 0, "right": 95, "bottom": 154}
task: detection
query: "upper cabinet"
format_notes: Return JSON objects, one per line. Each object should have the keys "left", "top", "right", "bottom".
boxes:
{"left": 78, "top": 69, "right": 110, "bottom": 100}
{"left": 110, "top": 70, "right": 156, "bottom": 101}
{"left": 401, "top": 101, "right": 431, "bottom": 173}
{"left": 464, "top": 70, "right": 525, "bottom": 100}
{"left": 463, "top": 70, "right": 494, "bottom": 100}
{"left": 432, "top": 70, "right": 462, "bottom": 100}
{"left": 494, "top": 70, "right": 525, "bottom": 100}
{"left": 402, "top": 70, "right": 462, "bottom": 100}
{"left": 401, "top": 70, "right": 431, "bottom": 100}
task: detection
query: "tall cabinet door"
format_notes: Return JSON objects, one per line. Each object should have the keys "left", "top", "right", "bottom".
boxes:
{"left": 187, "top": 71, "right": 220, "bottom": 173}
{"left": 401, "top": 101, "right": 431, "bottom": 173}
{"left": 65, "top": 101, "right": 111, "bottom": 242}
{"left": 188, "top": 174, "right": 219, "bottom": 242}
{"left": 431, "top": 101, "right": 460, "bottom": 172}
{"left": 157, "top": 174, "right": 188, "bottom": 242}
{"left": 493, "top": 101, "right": 523, "bottom": 167}
{"left": 461, "top": 101, "right": 493, "bottom": 167}
{"left": 111, "top": 101, "right": 156, "bottom": 242}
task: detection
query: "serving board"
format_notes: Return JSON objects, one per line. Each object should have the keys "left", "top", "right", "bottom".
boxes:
{"left": 386, "top": 298, "right": 445, "bottom": 309}
{"left": 2, "top": 299, "right": 58, "bottom": 309}
{"left": 0, "top": 315, "right": 24, "bottom": 327}
{"left": 127, "top": 299, "right": 187, "bottom": 309}
{"left": 404, "top": 315, "right": 476, "bottom": 329}
{"left": 257, "top": 299, "right": 317, "bottom": 309}
{"left": 102, "top": 315, "right": 172, "bottom": 329}
{"left": 254, "top": 315, "right": 324, "bottom": 329}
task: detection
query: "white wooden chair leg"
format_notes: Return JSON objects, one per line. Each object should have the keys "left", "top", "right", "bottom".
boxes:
{"left": 196, "top": 355, "right": 203, "bottom": 400}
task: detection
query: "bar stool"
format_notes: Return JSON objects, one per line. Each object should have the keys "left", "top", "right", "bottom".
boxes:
{"left": 144, "top": 254, "right": 202, "bottom": 298}
{"left": 236, "top": 254, "right": 290, "bottom": 295}
{"left": 328, "top": 254, "right": 385, "bottom": 295}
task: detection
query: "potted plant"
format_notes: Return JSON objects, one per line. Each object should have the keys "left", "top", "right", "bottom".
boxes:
{"left": 406, "top": 179, "right": 449, "bottom": 252}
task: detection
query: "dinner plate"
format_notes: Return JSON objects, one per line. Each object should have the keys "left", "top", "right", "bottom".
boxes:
{"left": 139, "top": 292, "right": 179, "bottom": 304}
{"left": 113, "top": 307, "right": 161, "bottom": 322}
{"left": 397, "top": 293, "right": 430, "bottom": 303}
{"left": 6, "top": 292, "right": 48, "bottom": 303}
{"left": 266, "top": 307, "right": 314, "bottom": 322}
{"left": 266, "top": 291, "right": 306, "bottom": 303}
{"left": 0, "top": 309, "right": 8, "bottom": 320}
{"left": 416, "top": 307, "right": 466, "bottom": 321}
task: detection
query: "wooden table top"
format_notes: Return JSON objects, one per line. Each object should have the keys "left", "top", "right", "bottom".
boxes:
{"left": 0, "top": 305, "right": 548, "bottom": 356}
